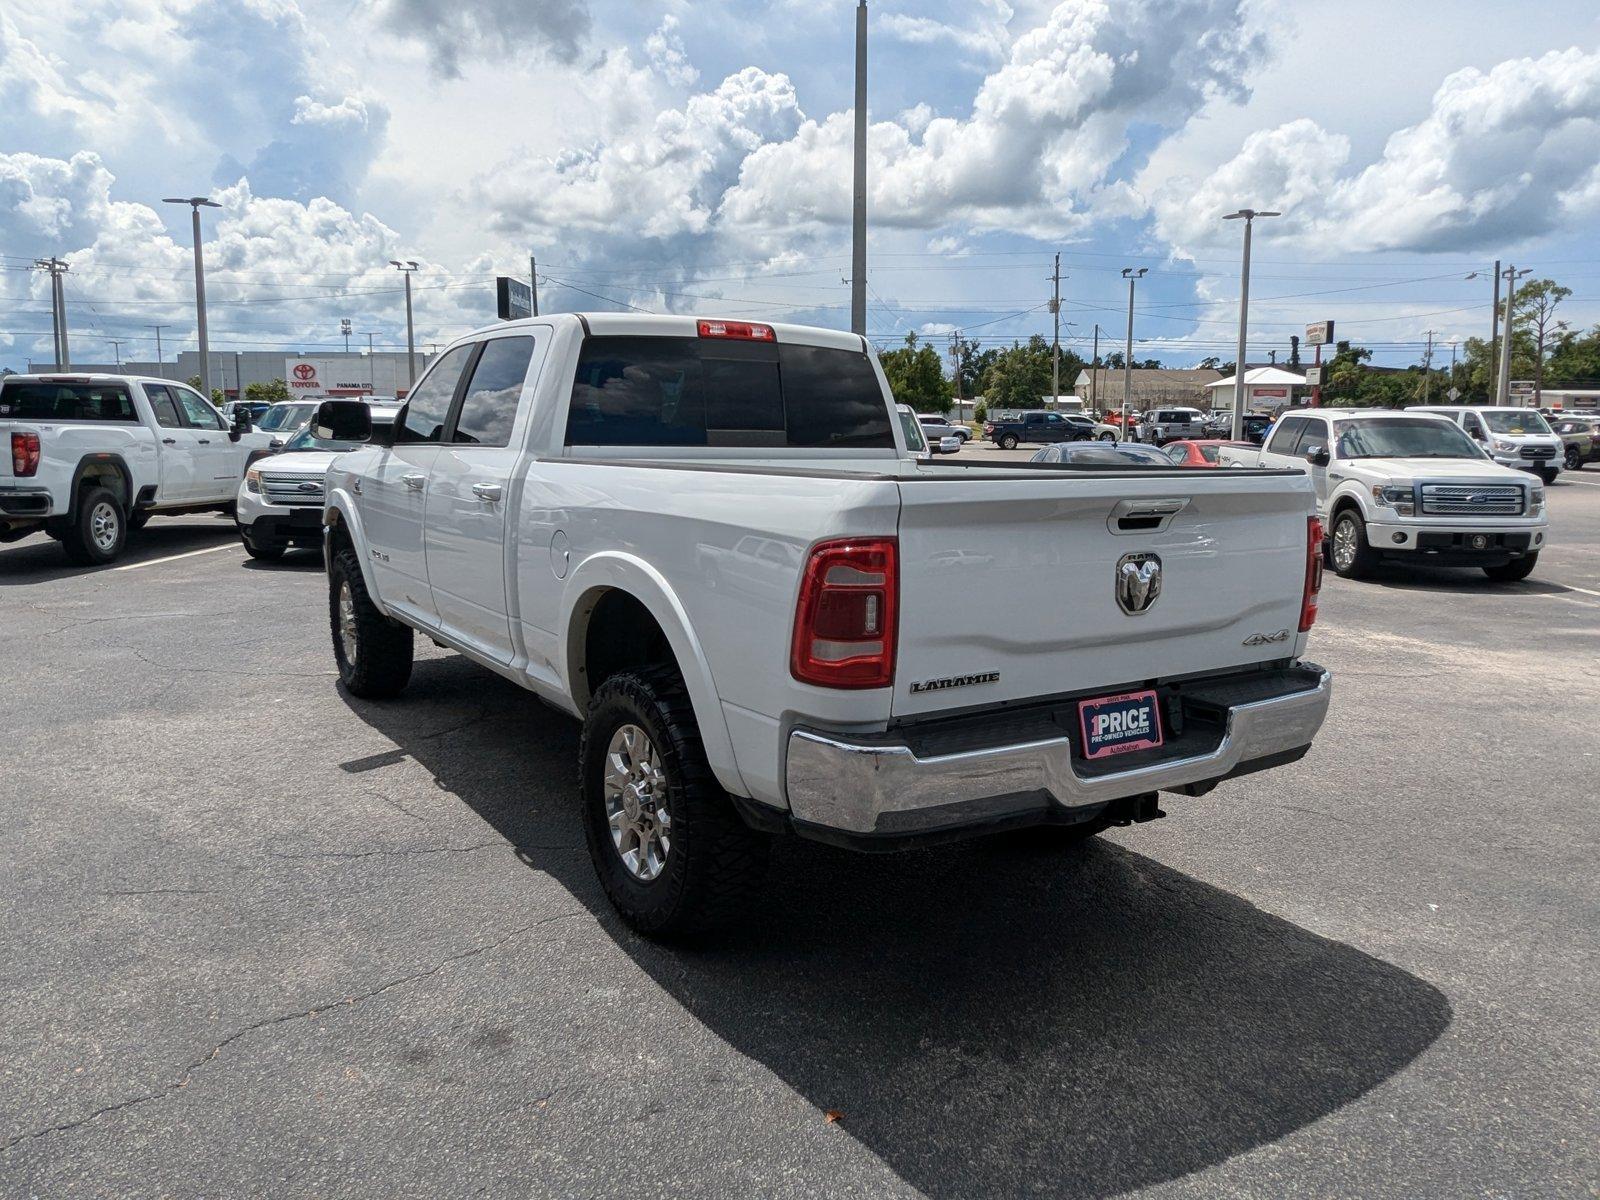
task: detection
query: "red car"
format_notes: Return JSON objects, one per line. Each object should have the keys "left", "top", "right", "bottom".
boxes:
{"left": 1162, "top": 439, "right": 1252, "bottom": 467}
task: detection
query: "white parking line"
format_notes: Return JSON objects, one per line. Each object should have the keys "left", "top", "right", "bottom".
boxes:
{"left": 112, "top": 543, "right": 239, "bottom": 572}
{"left": 1559, "top": 477, "right": 1600, "bottom": 487}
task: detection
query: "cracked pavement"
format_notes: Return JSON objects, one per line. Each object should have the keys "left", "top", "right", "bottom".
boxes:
{"left": 1, "top": 491, "right": 1597, "bottom": 1198}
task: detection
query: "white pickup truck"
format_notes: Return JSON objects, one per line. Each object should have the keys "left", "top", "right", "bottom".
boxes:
{"left": 1218, "top": 408, "right": 1549, "bottom": 581}
{"left": 0, "top": 373, "right": 261, "bottom": 563}
{"left": 315, "top": 314, "right": 1332, "bottom": 935}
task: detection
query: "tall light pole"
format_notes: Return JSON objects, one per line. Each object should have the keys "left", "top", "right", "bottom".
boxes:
{"left": 1495, "top": 266, "right": 1530, "bottom": 406}
{"left": 390, "top": 260, "right": 419, "bottom": 386}
{"left": 340, "top": 318, "right": 352, "bottom": 354}
{"left": 850, "top": 0, "right": 868, "bottom": 336}
{"left": 1223, "top": 208, "right": 1280, "bottom": 441}
{"left": 33, "top": 258, "right": 70, "bottom": 368}
{"left": 163, "top": 196, "right": 221, "bottom": 397}
{"left": 361, "top": 332, "right": 378, "bottom": 391}
{"left": 1120, "top": 267, "right": 1147, "bottom": 436}
{"left": 109, "top": 339, "right": 125, "bottom": 369}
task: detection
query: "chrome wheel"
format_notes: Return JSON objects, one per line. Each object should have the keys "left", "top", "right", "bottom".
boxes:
{"left": 602, "top": 723, "right": 671, "bottom": 882}
{"left": 337, "top": 579, "right": 359, "bottom": 664}
{"left": 1332, "top": 517, "right": 1359, "bottom": 571}
{"left": 1098, "top": 431, "right": 1115, "bottom": 442}
{"left": 89, "top": 500, "right": 120, "bottom": 552}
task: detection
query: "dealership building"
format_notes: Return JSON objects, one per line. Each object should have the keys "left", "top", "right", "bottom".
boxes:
{"left": 25, "top": 350, "right": 432, "bottom": 401}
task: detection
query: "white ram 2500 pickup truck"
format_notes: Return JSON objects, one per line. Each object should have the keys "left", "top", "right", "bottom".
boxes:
{"left": 1217, "top": 409, "right": 1549, "bottom": 582}
{"left": 317, "top": 314, "right": 1332, "bottom": 936}
{"left": 0, "top": 373, "right": 260, "bottom": 563}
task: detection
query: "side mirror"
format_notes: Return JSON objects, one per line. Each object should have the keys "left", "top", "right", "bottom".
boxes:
{"left": 1306, "top": 445, "right": 1330, "bottom": 466}
{"left": 313, "top": 399, "right": 373, "bottom": 442}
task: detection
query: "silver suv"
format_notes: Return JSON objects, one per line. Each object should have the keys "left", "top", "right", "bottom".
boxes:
{"left": 1138, "top": 407, "right": 1207, "bottom": 445}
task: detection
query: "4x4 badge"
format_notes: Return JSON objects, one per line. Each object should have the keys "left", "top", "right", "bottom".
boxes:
{"left": 1242, "top": 629, "right": 1290, "bottom": 646}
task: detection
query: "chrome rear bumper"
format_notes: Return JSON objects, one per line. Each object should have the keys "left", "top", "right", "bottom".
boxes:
{"left": 784, "top": 667, "right": 1332, "bottom": 837}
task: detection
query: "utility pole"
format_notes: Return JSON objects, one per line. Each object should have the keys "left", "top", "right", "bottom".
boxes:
{"left": 850, "top": 0, "right": 868, "bottom": 336}
{"left": 1120, "top": 268, "right": 1147, "bottom": 436}
{"left": 1489, "top": 259, "right": 1502, "bottom": 393}
{"left": 151, "top": 325, "right": 168, "bottom": 376}
{"left": 1449, "top": 338, "right": 1459, "bottom": 396}
{"left": 235, "top": 351, "right": 244, "bottom": 402}
{"left": 530, "top": 254, "right": 540, "bottom": 317}
{"left": 34, "top": 258, "right": 70, "bottom": 368}
{"left": 1090, "top": 324, "right": 1100, "bottom": 415}
{"left": 1050, "top": 252, "right": 1062, "bottom": 406}
{"left": 1421, "top": 329, "right": 1436, "bottom": 403}
{"left": 1496, "top": 266, "right": 1529, "bottom": 406}
{"left": 390, "top": 260, "right": 419, "bottom": 385}
{"left": 1223, "top": 208, "right": 1280, "bottom": 441}
{"left": 109, "top": 339, "right": 125, "bottom": 369}
{"left": 949, "top": 332, "right": 962, "bottom": 417}
{"left": 163, "top": 196, "right": 221, "bottom": 397}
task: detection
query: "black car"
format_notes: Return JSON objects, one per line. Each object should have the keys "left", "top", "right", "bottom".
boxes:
{"left": 984, "top": 411, "right": 1089, "bottom": 449}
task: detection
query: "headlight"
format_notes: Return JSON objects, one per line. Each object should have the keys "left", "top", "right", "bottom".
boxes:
{"left": 1372, "top": 484, "right": 1415, "bottom": 516}
{"left": 245, "top": 467, "right": 262, "bottom": 494}
{"left": 1492, "top": 438, "right": 1517, "bottom": 454}
{"left": 1529, "top": 486, "right": 1545, "bottom": 514}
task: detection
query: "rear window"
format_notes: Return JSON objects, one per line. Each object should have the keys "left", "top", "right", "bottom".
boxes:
{"left": 566, "top": 336, "right": 894, "bottom": 449}
{"left": 0, "top": 381, "right": 138, "bottom": 422}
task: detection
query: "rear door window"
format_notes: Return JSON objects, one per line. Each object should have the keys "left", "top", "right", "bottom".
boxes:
{"left": 448, "top": 336, "right": 535, "bottom": 447}
{"left": 566, "top": 337, "right": 894, "bottom": 449}
{"left": 0, "top": 381, "right": 138, "bottom": 422}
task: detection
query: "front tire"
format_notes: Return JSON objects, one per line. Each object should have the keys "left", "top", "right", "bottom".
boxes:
{"left": 60, "top": 487, "right": 127, "bottom": 565}
{"left": 1484, "top": 554, "right": 1538, "bottom": 582}
{"left": 1329, "top": 509, "right": 1377, "bottom": 579}
{"left": 999, "top": 434, "right": 1019, "bottom": 450}
{"left": 242, "top": 534, "right": 285, "bottom": 562}
{"left": 580, "top": 667, "right": 767, "bottom": 938}
{"left": 329, "top": 546, "right": 413, "bottom": 698}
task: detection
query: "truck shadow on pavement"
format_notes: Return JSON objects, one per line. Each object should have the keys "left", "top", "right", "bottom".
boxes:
{"left": 346, "top": 657, "right": 1451, "bottom": 1200}
{"left": 0, "top": 518, "right": 236, "bottom": 585}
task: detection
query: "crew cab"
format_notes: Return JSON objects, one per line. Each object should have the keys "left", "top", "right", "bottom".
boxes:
{"left": 1218, "top": 409, "right": 1548, "bottom": 581}
{"left": 235, "top": 402, "right": 401, "bottom": 560}
{"left": 984, "top": 410, "right": 1084, "bottom": 449}
{"left": 316, "top": 314, "right": 1332, "bottom": 936}
{"left": 0, "top": 373, "right": 259, "bottom": 563}
{"left": 1409, "top": 405, "right": 1563, "bottom": 483}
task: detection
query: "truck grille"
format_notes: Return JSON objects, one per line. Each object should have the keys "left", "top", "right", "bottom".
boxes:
{"left": 1419, "top": 484, "right": 1524, "bottom": 516}
{"left": 1519, "top": 445, "right": 1556, "bottom": 460}
{"left": 260, "top": 474, "right": 325, "bottom": 507}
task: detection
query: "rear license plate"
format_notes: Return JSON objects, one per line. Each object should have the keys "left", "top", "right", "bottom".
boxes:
{"left": 1078, "top": 689, "right": 1164, "bottom": 760}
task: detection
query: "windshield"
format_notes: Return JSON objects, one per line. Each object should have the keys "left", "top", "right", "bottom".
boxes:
{"left": 281, "top": 423, "right": 388, "bottom": 453}
{"left": 1481, "top": 410, "right": 1552, "bottom": 435}
{"left": 257, "top": 403, "right": 314, "bottom": 432}
{"left": 1336, "top": 418, "right": 1486, "bottom": 460}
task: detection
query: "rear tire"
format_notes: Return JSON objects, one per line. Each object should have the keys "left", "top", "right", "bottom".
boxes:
{"left": 580, "top": 666, "right": 767, "bottom": 938}
{"left": 1565, "top": 445, "right": 1581, "bottom": 471}
{"left": 999, "top": 434, "right": 1019, "bottom": 450}
{"left": 329, "top": 546, "right": 413, "bottom": 698}
{"left": 1329, "top": 509, "right": 1377, "bottom": 579}
{"left": 60, "top": 487, "right": 126, "bottom": 565}
{"left": 1098, "top": 431, "right": 1116, "bottom": 442}
{"left": 1484, "top": 554, "right": 1538, "bottom": 582}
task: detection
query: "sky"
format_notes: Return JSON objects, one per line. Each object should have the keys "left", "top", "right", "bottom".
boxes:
{"left": 3, "top": 0, "right": 1600, "bottom": 375}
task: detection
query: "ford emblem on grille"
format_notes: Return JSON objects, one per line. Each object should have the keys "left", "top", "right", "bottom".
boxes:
{"left": 1468, "top": 493, "right": 1489, "bottom": 504}
{"left": 297, "top": 482, "right": 321, "bottom": 492}
{"left": 1116, "top": 552, "right": 1162, "bottom": 615}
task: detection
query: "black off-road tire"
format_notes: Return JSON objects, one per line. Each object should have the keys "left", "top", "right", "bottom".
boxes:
{"left": 1484, "top": 553, "right": 1538, "bottom": 583}
{"left": 999, "top": 434, "right": 1019, "bottom": 450}
{"left": 1329, "top": 509, "right": 1378, "bottom": 579}
{"left": 580, "top": 666, "right": 767, "bottom": 938}
{"left": 60, "top": 486, "right": 127, "bottom": 565}
{"left": 329, "top": 546, "right": 413, "bottom": 698}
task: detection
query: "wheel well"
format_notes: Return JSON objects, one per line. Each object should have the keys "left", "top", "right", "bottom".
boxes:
{"left": 1327, "top": 494, "right": 1363, "bottom": 531}
{"left": 576, "top": 588, "right": 677, "bottom": 710}
{"left": 75, "top": 458, "right": 131, "bottom": 511}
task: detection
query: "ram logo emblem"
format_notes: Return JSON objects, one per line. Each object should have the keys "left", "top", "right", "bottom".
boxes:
{"left": 1115, "top": 552, "right": 1162, "bottom": 615}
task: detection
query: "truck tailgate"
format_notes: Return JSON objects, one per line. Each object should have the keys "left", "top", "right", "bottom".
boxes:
{"left": 891, "top": 469, "right": 1315, "bottom": 718}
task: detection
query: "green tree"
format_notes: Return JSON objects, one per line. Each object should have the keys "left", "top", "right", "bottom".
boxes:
{"left": 878, "top": 332, "right": 953, "bottom": 413}
{"left": 187, "top": 375, "right": 224, "bottom": 405}
{"left": 1546, "top": 324, "right": 1600, "bottom": 385}
{"left": 1512, "top": 278, "right": 1572, "bottom": 401}
{"left": 982, "top": 336, "right": 1083, "bottom": 410}
{"left": 245, "top": 378, "right": 291, "bottom": 404}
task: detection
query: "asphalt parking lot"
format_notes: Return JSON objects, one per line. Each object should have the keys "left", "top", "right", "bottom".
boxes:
{"left": 2, "top": 474, "right": 1597, "bottom": 1198}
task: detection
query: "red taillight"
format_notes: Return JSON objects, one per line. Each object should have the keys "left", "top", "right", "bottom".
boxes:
{"left": 11, "top": 432, "right": 40, "bottom": 477}
{"left": 1300, "top": 516, "right": 1323, "bottom": 632}
{"left": 697, "top": 319, "right": 775, "bottom": 342}
{"left": 791, "top": 538, "right": 898, "bottom": 689}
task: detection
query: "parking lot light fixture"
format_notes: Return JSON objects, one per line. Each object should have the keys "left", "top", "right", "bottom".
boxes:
{"left": 1120, "top": 268, "right": 1148, "bottom": 435}
{"left": 1223, "top": 209, "right": 1280, "bottom": 441}
{"left": 163, "top": 196, "right": 221, "bottom": 398}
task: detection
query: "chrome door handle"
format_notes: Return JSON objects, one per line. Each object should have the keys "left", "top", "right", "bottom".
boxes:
{"left": 471, "top": 483, "right": 504, "bottom": 503}
{"left": 402, "top": 473, "right": 426, "bottom": 491}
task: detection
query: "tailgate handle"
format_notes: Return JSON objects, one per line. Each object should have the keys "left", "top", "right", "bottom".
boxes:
{"left": 1108, "top": 497, "right": 1189, "bottom": 534}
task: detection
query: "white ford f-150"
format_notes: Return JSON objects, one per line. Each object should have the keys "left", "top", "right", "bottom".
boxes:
{"left": 1217, "top": 409, "right": 1549, "bottom": 581}
{"left": 0, "top": 373, "right": 263, "bottom": 563}
{"left": 315, "top": 314, "right": 1332, "bottom": 935}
